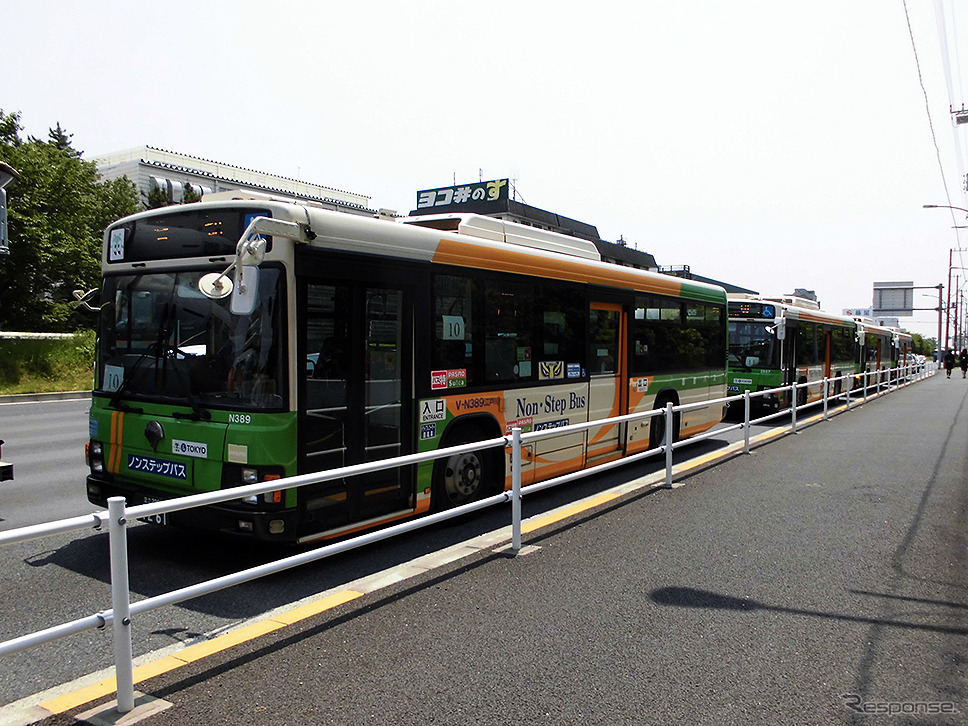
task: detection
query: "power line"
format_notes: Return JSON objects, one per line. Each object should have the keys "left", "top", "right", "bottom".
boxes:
{"left": 905, "top": 0, "right": 955, "bottom": 208}
{"left": 905, "top": 0, "right": 966, "bottom": 274}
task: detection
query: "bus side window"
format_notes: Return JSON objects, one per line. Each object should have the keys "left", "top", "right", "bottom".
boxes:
{"left": 538, "top": 285, "right": 584, "bottom": 375}
{"left": 632, "top": 295, "right": 682, "bottom": 374}
{"left": 432, "top": 274, "right": 478, "bottom": 384}
{"left": 484, "top": 280, "right": 533, "bottom": 382}
{"left": 683, "top": 303, "right": 726, "bottom": 370}
{"left": 589, "top": 308, "right": 618, "bottom": 374}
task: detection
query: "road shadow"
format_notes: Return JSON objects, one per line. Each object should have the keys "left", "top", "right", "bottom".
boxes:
{"left": 651, "top": 586, "right": 968, "bottom": 636}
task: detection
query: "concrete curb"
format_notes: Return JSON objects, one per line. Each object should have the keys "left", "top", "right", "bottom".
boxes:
{"left": 0, "top": 391, "right": 90, "bottom": 405}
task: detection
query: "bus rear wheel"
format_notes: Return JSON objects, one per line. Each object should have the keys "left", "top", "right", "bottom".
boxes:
{"left": 649, "top": 396, "right": 680, "bottom": 449}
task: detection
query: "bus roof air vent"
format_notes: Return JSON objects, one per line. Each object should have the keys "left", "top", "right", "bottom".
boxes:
{"left": 403, "top": 213, "right": 602, "bottom": 261}
{"left": 763, "top": 295, "right": 821, "bottom": 310}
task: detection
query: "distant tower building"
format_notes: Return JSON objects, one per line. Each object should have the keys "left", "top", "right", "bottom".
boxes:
{"left": 790, "top": 288, "right": 818, "bottom": 303}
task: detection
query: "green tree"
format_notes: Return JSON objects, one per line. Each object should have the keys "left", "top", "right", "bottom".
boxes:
{"left": 146, "top": 183, "right": 169, "bottom": 209}
{"left": 0, "top": 110, "right": 140, "bottom": 332}
{"left": 48, "top": 122, "right": 81, "bottom": 157}
{"left": 910, "top": 333, "right": 936, "bottom": 356}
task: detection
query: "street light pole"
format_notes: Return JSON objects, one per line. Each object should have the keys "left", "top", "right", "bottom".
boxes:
{"left": 939, "top": 283, "right": 944, "bottom": 350}
{"left": 948, "top": 249, "right": 953, "bottom": 349}
{"left": 956, "top": 275, "right": 961, "bottom": 350}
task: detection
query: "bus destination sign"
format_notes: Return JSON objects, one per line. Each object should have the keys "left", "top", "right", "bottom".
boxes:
{"left": 728, "top": 302, "right": 776, "bottom": 319}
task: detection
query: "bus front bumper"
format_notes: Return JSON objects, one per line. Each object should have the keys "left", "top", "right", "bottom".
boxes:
{"left": 86, "top": 475, "right": 300, "bottom": 542}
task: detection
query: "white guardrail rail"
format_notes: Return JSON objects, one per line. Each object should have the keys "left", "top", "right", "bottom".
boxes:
{"left": 0, "top": 362, "right": 934, "bottom": 715}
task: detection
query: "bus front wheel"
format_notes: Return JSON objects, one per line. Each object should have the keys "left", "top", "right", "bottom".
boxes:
{"left": 433, "top": 428, "right": 496, "bottom": 510}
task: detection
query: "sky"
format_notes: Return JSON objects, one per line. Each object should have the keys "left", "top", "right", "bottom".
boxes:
{"left": 4, "top": 0, "right": 968, "bottom": 339}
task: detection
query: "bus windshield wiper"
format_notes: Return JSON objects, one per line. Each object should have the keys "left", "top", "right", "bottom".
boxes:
{"left": 172, "top": 391, "right": 212, "bottom": 421}
{"left": 728, "top": 352, "right": 751, "bottom": 371}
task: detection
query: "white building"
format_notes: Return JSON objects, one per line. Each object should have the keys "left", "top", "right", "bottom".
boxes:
{"left": 93, "top": 146, "right": 377, "bottom": 215}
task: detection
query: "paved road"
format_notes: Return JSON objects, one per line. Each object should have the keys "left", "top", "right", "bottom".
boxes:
{"left": 4, "top": 370, "right": 961, "bottom": 726}
{"left": 0, "top": 397, "right": 92, "bottom": 530}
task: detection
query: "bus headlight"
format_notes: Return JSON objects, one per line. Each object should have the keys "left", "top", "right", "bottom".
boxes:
{"left": 228, "top": 466, "right": 286, "bottom": 507}
{"left": 88, "top": 441, "right": 105, "bottom": 474}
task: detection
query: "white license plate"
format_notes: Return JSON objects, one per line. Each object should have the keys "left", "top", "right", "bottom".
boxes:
{"left": 138, "top": 497, "right": 168, "bottom": 526}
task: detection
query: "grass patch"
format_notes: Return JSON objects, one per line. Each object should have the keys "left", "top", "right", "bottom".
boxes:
{"left": 0, "top": 331, "right": 95, "bottom": 395}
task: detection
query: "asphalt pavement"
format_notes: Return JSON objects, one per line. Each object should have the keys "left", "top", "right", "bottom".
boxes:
{"left": 9, "top": 371, "right": 968, "bottom": 726}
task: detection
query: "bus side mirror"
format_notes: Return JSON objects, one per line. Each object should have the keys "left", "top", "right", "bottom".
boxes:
{"left": 228, "top": 233, "right": 265, "bottom": 315}
{"left": 775, "top": 318, "right": 786, "bottom": 341}
{"left": 199, "top": 232, "right": 267, "bottom": 313}
{"left": 230, "top": 265, "right": 260, "bottom": 315}
{"left": 73, "top": 288, "right": 101, "bottom": 312}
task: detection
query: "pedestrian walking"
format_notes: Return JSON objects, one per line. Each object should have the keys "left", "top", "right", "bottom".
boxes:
{"left": 961, "top": 348, "right": 968, "bottom": 379}
{"left": 944, "top": 349, "right": 956, "bottom": 378}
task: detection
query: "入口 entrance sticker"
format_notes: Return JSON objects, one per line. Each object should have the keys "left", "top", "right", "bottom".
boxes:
{"left": 420, "top": 398, "right": 446, "bottom": 422}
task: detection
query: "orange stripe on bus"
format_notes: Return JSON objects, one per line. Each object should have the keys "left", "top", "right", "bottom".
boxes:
{"left": 680, "top": 420, "right": 717, "bottom": 438}
{"left": 795, "top": 310, "right": 855, "bottom": 326}
{"left": 110, "top": 411, "right": 124, "bottom": 474}
{"left": 588, "top": 423, "right": 616, "bottom": 446}
{"left": 432, "top": 239, "right": 683, "bottom": 296}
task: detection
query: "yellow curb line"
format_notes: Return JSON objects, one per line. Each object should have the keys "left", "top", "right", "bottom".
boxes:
{"left": 38, "top": 590, "right": 363, "bottom": 715}
{"left": 521, "top": 490, "right": 623, "bottom": 533}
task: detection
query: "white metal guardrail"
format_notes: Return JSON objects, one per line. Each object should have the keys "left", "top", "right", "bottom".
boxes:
{"left": 0, "top": 361, "right": 933, "bottom": 715}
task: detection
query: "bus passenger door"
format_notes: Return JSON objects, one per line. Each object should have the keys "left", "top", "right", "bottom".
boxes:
{"left": 300, "top": 281, "right": 412, "bottom": 535}
{"left": 784, "top": 322, "right": 798, "bottom": 397}
{"left": 823, "top": 330, "right": 833, "bottom": 380}
{"left": 586, "top": 302, "right": 628, "bottom": 463}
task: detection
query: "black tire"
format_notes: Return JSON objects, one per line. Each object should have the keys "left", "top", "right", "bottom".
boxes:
{"left": 649, "top": 396, "right": 680, "bottom": 449}
{"left": 432, "top": 428, "right": 498, "bottom": 510}
{"left": 797, "top": 379, "right": 808, "bottom": 407}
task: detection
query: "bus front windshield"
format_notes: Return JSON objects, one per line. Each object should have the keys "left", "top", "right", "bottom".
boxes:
{"left": 96, "top": 268, "right": 285, "bottom": 410}
{"left": 728, "top": 321, "right": 779, "bottom": 370}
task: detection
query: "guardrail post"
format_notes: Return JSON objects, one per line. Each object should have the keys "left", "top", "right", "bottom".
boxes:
{"left": 790, "top": 383, "right": 798, "bottom": 434}
{"left": 511, "top": 427, "right": 522, "bottom": 553}
{"left": 664, "top": 402, "right": 674, "bottom": 488}
{"left": 107, "top": 497, "right": 135, "bottom": 714}
{"left": 822, "top": 377, "right": 829, "bottom": 421}
{"left": 743, "top": 390, "right": 751, "bottom": 455}
{"left": 863, "top": 371, "right": 869, "bottom": 404}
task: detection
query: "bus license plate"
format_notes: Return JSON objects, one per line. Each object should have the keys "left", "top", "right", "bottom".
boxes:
{"left": 138, "top": 497, "right": 167, "bottom": 526}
